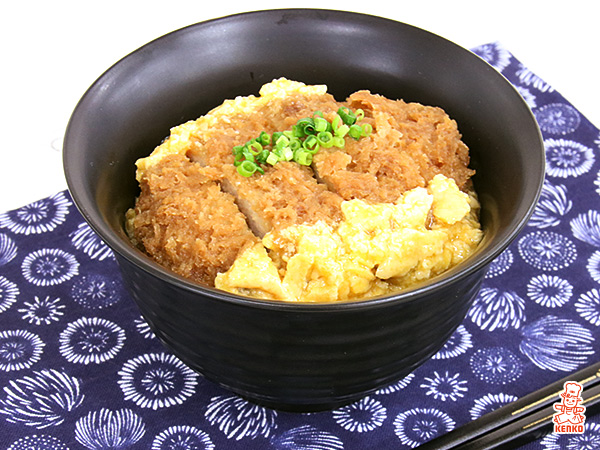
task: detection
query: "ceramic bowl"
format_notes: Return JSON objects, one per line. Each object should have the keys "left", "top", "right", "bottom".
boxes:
{"left": 63, "top": 9, "right": 544, "bottom": 411}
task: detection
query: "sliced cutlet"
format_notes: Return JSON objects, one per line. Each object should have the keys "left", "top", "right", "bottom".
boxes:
{"left": 185, "top": 86, "right": 344, "bottom": 237}
{"left": 189, "top": 141, "right": 343, "bottom": 237}
{"left": 224, "top": 162, "right": 342, "bottom": 237}
{"left": 312, "top": 90, "right": 474, "bottom": 203}
{"left": 129, "top": 153, "right": 260, "bottom": 286}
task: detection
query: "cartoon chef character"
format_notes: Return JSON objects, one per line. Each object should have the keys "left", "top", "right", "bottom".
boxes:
{"left": 553, "top": 382, "right": 586, "bottom": 425}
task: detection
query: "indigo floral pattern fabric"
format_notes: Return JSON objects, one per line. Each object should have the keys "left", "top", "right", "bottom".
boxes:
{"left": 1, "top": 43, "right": 600, "bottom": 449}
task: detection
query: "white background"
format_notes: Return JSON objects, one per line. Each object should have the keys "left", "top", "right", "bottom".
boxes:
{"left": 1, "top": 0, "right": 598, "bottom": 212}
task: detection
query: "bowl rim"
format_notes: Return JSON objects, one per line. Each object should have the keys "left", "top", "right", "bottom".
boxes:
{"left": 63, "top": 8, "right": 545, "bottom": 312}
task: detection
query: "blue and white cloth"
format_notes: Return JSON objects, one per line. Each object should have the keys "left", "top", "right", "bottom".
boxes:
{"left": 1, "top": 43, "right": 599, "bottom": 449}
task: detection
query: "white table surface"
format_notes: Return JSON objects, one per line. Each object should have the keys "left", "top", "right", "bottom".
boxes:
{"left": 1, "top": 0, "right": 598, "bottom": 212}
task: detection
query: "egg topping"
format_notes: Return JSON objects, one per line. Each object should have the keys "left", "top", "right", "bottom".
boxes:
{"left": 215, "top": 174, "right": 482, "bottom": 302}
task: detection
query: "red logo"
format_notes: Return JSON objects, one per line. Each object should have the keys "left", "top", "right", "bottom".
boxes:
{"left": 553, "top": 381, "right": 586, "bottom": 434}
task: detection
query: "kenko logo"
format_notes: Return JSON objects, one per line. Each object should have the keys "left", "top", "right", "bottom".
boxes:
{"left": 553, "top": 382, "right": 586, "bottom": 434}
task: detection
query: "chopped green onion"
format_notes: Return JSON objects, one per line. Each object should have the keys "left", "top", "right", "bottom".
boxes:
{"left": 247, "top": 140, "right": 263, "bottom": 155}
{"left": 294, "top": 150, "right": 313, "bottom": 166}
{"left": 348, "top": 124, "right": 364, "bottom": 140}
{"left": 233, "top": 154, "right": 245, "bottom": 165}
{"left": 303, "top": 135, "right": 320, "bottom": 153}
{"left": 314, "top": 116, "right": 329, "bottom": 133}
{"left": 231, "top": 106, "right": 371, "bottom": 176}
{"left": 332, "top": 115, "right": 341, "bottom": 130}
{"left": 296, "top": 117, "right": 316, "bottom": 136}
{"left": 317, "top": 131, "right": 334, "bottom": 148}
{"left": 242, "top": 149, "right": 255, "bottom": 162}
{"left": 256, "top": 149, "right": 270, "bottom": 164}
{"left": 337, "top": 106, "right": 356, "bottom": 125}
{"left": 266, "top": 152, "right": 279, "bottom": 165}
{"left": 272, "top": 147, "right": 283, "bottom": 159}
{"left": 237, "top": 160, "right": 259, "bottom": 177}
{"left": 334, "top": 124, "right": 349, "bottom": 138}
{"left": 282, "top": 146, "right": 294, "bottom": 161}
{"left": 332, "top": 115, "right": 349, "bottom": 137}
{"left": 291, "top": 124, "right": 304, "bottom": 138}
{"left": 258, "top": 131, "right": 270, "bottom": 146}
{"left": 289, "top": 137, "right": 302, "bottom": 151}
{"left": 332, "top": 136, "right": 345, "bottom": 148}
{"left": 272, "top": 131, "right": 283, "bottom": 144}
{"left": 275, "top": 134, "right": 289, "bottom": 149}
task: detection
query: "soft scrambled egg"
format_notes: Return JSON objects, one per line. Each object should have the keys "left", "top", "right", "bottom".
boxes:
{"left": 215, "top": 174, "right": 483, "bottom": 302}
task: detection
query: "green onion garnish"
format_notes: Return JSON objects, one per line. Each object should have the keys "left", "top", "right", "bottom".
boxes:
{"left": 317, "top": 131, "right": 334, "bottom": 148}
{"left": 266, "top": 152, "right": 279, "bottom": 166}
{"left": 275, "top": 134, "right": 289, "bottom": 150}
{"left": 296, "top": 117, "right": 316, "bottom": 136}
{"left": 289, "top": 137, "right": 302, "bottom": 152}
{"left": 256, "top": 149, "right": 270, "bottom": 164}
{"left": 247, "top": 140, "right": 263, "bottom": 155}
{"left": 231, "top": 106, "right": 371, "bottom": 176}
{"left": 337, "top": 106, "right": 357, "bottom": 125}
{"left": 332, "top": 136, "right": 345, "bottom": 148}
{"left": 237, "top": 160, "right": 259, "bottom": 177}
{"left": 303, "top": 135, "right": 319, "bottom": 153}
{"left": 257, "top": 131, "right": 271, "bottom": 146}
{"left": 314, "top": 116, "right": 329, "bottom": 133}
{"left": 282, "top": 146, "right": 294, "bottom": 161}
{"left": 295, "top": 150, "right": 313, "bottom": 166}
{"left": 348, "top": 124, "right": 363, "bottom": 140}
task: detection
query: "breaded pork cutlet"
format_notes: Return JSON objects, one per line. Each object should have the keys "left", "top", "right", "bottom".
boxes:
{"left": 312, "top": 91, "right": 474, "bottom": 203}
{"left": 217, "top": 162, "right": 342, "bottom": 238}
{"left": 184, "top": 82, "right": 344, "bottom": 237}
{"left": 188, "top": 145, "right": 342, "bottom": 237}
{"left": 128, "top": 153, "right": 259, "bottom": 285}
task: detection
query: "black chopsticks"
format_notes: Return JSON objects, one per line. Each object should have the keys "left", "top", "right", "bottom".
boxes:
{"left": 417, "top": 360, "right": 600, "bottom": 449}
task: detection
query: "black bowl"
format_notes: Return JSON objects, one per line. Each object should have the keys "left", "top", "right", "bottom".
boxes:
{"left": 63, "top": 9, "right": 544, "bottom": 411}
